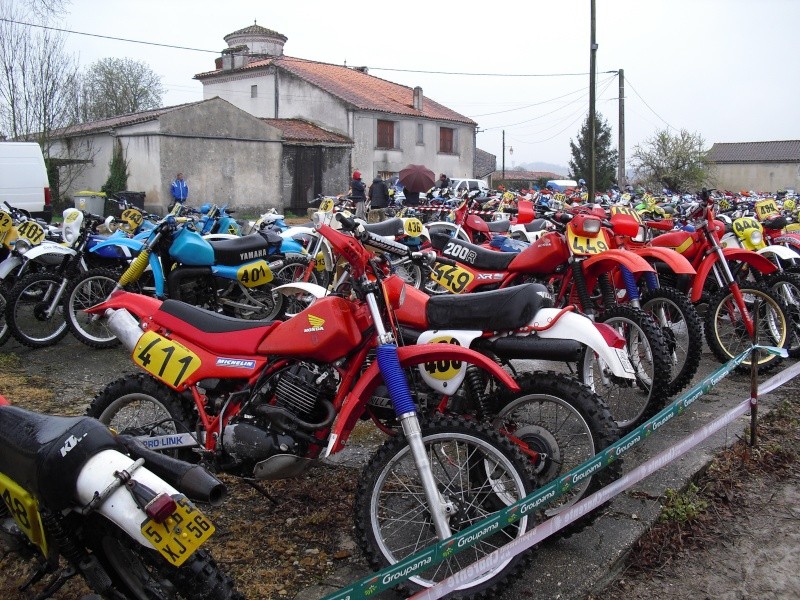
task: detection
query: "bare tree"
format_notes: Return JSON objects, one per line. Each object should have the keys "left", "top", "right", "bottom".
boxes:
{"left": 80, "top": 57, "right": 165, "bottom": 121}
{"left": 630, "top": 129, "right": 710, "bottom": 193}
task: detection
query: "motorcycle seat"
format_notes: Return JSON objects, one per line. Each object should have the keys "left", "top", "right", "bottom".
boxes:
{"left": 208, "top": 233, "right": 279, "bottom": 266}
{"left": 0, "top": 406, "right": 119, "bottom": 510}
{"left": 363, "top": 218, "right": 405, "bottom": 237}
{"left": 431, "top": 232, "right": 516, "bottom": 271}
{"left": 158, "top": 299, "right": 278, "bottom": 355}
{"left": 486, "top": 219, "right": 511, "bottom": 233}
{"left": 523, "top": 218, "right": 550, "bottom": 232}
{"left": 426, "top": 283, "right": 553, "bottom": 331}
{"left": 762, "top": 215, "right": 788, "bottom": 230}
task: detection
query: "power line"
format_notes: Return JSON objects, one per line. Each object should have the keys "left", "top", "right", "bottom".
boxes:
{"left": 624, "top": 75, "right": 675, "bottom": 131}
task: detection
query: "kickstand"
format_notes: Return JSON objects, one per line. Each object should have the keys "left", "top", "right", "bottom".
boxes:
{"left": 31, "top": 565, "right": 77, "bottom": 600}
{"left": 243, "top": 479, "right": 280, "bottom": 506}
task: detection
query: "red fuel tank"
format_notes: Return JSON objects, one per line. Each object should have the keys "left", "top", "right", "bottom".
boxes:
{"left": 508, "top": 231, "right": 570, "bottom": 274}
{"left": 650, "top": 230, "right": 700, "bottom": 260}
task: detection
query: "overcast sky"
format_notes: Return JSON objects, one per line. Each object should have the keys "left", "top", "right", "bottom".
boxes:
{"left": 46, "top": 0, "right": 800, "bottom": 170}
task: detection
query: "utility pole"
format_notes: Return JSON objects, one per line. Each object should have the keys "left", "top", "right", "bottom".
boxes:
{"left": 618, "top": 68, "right": 626, "bottom": 186}
{"left": 502, "top": 130, "right": 506, "bottom": 180}
{"left": 589, "top": 0, "right": 597, "bottom": 202}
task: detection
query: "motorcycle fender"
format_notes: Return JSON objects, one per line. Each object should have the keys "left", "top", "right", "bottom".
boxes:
{"left": 533, "top": 309, "right": 635, "bottom": 379}
{"left": 74, "top": 449, "right": 181, "bottom": 548}
{"left": 582, "top": 248, "right": 655, "bottom": 281}
{"left": 324, "top": 344, "right": 520, "bottom": 456}
{"left": 631, "top": 246, "right": 696, "bottom": 275}
{"left": 0, "top": 254, "right": 22, "bottom": 279}
{"left": 21, "top": 243, "right": 76, "bottom": 261}
{"left": 414, "top": 330, "right": 484, "bottom": 392}
{"left": 84, "top": 289, "right": 163, "bottom": 316}
{"left": 90, "top": 236, "right": 145, "bottom": 253}
{"left": 274, "top": 281, "right": 327, "bottom": 300}
{"left": 690, "top": 248, "right": 779, "bottom": 303}
{"left": 756, "top": 245, "right": 800, "bottom": 262}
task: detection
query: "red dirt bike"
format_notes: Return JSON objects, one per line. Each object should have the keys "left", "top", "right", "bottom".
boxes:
{"left": 648, "top": 189, "right": 790, "bottom": 373}
{"left": 425, "top": 193, "right": 535, "bottom": 245}
{"left": 426, "top": 209, "right": 675, "bottom": 433}
{"left": 84, "top": 213, "right": 590, "bottom": 597}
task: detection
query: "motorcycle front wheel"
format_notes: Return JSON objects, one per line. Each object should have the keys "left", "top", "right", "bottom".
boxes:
{"left": 0, "top": 286, "right": 9, "bottom": 346}
{"left": 64, "top": 267, "right": 122, "bottom": 348}
{"left": 705, "top": 282, "right": 789, "bottom": 373}
{"left": 354, "top": 415, "right": 535, "bottom": 598}
{"left": 85, "top": 516, "right": 243, "bottom": 600}
{"left": 765, "top": 271, "right": 800, "bottom": 358}
{"left": 580, "top": 305, "right": 672, "bottom": 434}
{"left": 5, "top": 272, "right": 69, "bottom": 348}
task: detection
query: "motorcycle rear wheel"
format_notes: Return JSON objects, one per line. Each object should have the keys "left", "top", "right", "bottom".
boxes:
{"left": 84, "top": 515, "right": 243, "bottom": 600}
{"left": 0, "top": 286, "right": 9, "bottom": 346}
{"left": 580, "top": 305, "right": 672, "bottom": 434}
{"left": 5, "top": 272, "right": 69, "bottom": 348}
{"left": 764, "top": 271, "right": 800, "bottom": 358}
{"left": 705, "top": 283, "right": 789, "bottom": 373}
{"left": 354, "top": 415, "right": 535, "bottom": 598}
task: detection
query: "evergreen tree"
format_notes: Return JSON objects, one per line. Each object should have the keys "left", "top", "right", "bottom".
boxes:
{"left": 568, "top": 113, "right": 618, "bottom": 192}
{"left": 101, "top": 140, "right": 129, "bottom": 196}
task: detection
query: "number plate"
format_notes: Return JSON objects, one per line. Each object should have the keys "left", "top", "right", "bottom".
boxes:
{"left": 567, "top": 228, "right": 609, "bottom": 255}
{"left": 120, "top": 208, "right": 145, "bottom": 232}
{"left": 237, "top": 259, "right": 274, "bottom": 288}
{"left": 133, "top": 330, "right": 201, "bottom": 388}
{"left": 755, "top": 199, "right": 779, "bottom": 220}
{"left": 141, "top": 495, "right": 215, "bottom": 567}
{"left": 615, "top": 348, "right": 636, "bottom": 376}
{"left": 610, "top": 204, "right": 643, "bottom": 224}
{"left": 319, "top": 198, "right": 335, "bottom": 212}
{"left": 0, "top": 472, "right": 48, "bottom": 556}
{"left": 0, "top": 210, "right": 12, "bottom": 240}
{"left": 403, "top": 218, "right": 424, "bottom": 237}
{"left": 15, "top": 220, "right": 45, "bottom": 246}
{"left": 430, "top": 263, "right": 474, "bottom": 294}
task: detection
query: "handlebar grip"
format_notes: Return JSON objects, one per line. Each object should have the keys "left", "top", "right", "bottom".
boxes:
{"left": 335, "top": 211, "right": 359, "bottom": 232}
{"left": 435, "top": 255, "right": 457, "bottom": 267}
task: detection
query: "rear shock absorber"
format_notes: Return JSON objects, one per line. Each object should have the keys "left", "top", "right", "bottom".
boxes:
{"left": 571, "top": 259, "right": 595, "bottom": 319}
{"left": 464, "top": 364, "right": 490, "bottom": 419}
{"left": 619, "top": 265, "right": 641, "bottom": 308}
{"left": 597, "top": 273, "right": 617, "bottom": 310}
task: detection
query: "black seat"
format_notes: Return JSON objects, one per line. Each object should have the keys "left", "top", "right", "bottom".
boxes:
{"left": 426, "top": 283, "right": 553, "bottom": 331}
{"left": 363, "top": 218, "right": 405, "bottom": 237}
{"left": 159, "top": 299, "right": 274, "bottom": 334}
{"left": 430, "top": 232, "right": 516, "bottom": 271}
{"left": 523, "top": 218, "right": 550, "bottom": 233}
{"left": 208, "top": 231, "right": 281, "bottom": 266}
{"left": 486, "top": 219, "right": 511, "bottom": 233}
{"left": 0, "top": 406, "right": 119, "bottom": 510}
{"left": 762, "top": 215, "right": 788, "bottom": 230}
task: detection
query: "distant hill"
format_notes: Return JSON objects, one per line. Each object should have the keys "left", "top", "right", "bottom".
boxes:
{"left": 514, "top": 161, "right": 570, "bottom": 177}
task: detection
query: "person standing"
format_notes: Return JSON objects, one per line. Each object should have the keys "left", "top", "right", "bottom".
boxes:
{"left": 349, "top": 170, "right": 367, "bottom": 220}
{"left": 367, "top": 175, "right": 390, "bottom": 223}
{"left": 437, "top": 173, "right": 451, "bottom": 189}
{"left": 170, "top": 172, "right": 188, "bottom": 209}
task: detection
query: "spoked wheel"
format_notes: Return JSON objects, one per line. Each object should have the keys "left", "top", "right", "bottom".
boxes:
{"left": 390, "top": 257, "right": 424, "bottom": 289}
{"left": 494, "top": 371, "right": 620, "bottom": 536}
{"left": 705, "top": 282, "right": 789, "bottom": 373}
{"left": 0, "top": 287, "right": 9, "bottom": 346}
{"left": 5, "top": 272, "right": 69, "bottom": 348}
{"left": 580, "top": 305, "right": 672, "bottom": 434}
{"left": 355, "top": 415, "right": 536, "bottom": 598}
{"left": 765, "top": 271, "right": 800, "bottom": 358}
{"left": 64, "top": 267, "right": 121, "bottom": 348}
{"left": 641, "top": 286, "right": 704, "bottom": 396}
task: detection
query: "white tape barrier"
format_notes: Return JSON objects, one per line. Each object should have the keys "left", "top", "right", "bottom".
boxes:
{"left": 410, "top": 360, "right": 800, "bottom": 600}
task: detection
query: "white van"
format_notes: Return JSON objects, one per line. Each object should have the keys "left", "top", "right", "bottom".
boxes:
{"left": 450, "top": 178, "right": 490, "bottom": 196}
{"left": 0, "top": 142, "right": 52, "bottom": 222}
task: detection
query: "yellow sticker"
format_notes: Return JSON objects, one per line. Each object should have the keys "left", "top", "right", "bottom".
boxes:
{"left": 567, "top": 228, "right": 609, "bottom": 255}
{"left": 140, "top": 495, "right": 214, "bottom": 567}
{"left": 15, "top": 220, "right": 45, "bottom": 245}
{"left": 319, "top": 198, "right": 335, "bottom": 212}
{"left": 133, "top": 331, "right": 201, "bottom": 388}
{"left": 430, "top": 263, "right": 474, "bottom": 294}
{"left": 121, "top": 208, "right": 144, "bottom": 231}
{"left": 0, "top": 472, "right": 48, "bottom": 556}
{"left": 403, "top": 218, "right": 423, "bottom": 237}
{"left": 755, "top": 199, "right": 779, "bottom": 219}
{"left": 0, "top": 211, "right": 12, "bottom": 236}
{"left": 422, "top": 336, "right": 463, "bottom": 380}
{"left": 236, "top": 260, "right": 274, "bottom": 288}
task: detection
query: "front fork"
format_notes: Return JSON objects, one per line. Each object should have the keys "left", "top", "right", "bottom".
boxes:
{"left": 710, "top": 246, "right": 755, "bottom": 337}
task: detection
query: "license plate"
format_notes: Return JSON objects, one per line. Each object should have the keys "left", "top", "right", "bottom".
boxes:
{"left": 615, "top": 348, "right": 636, "bottom": 376}
{"left": 141, "top": 495, "right": 215, "bottom": 566}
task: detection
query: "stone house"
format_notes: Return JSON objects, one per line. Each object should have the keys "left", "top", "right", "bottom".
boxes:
{"left": 706, "top": 140, "right": 800, "bottom": 192}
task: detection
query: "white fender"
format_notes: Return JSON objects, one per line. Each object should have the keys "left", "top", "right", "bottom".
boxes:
{"left": 74, "top": 449, "right": 181, "bottom": 548}
{"left": 19, "top": 241, "right": 77, "bottom": 262}
{"left": 415, "top": 330, "right": 483, "bottom": 393}
{"left": 274, "top": 281, "right": 327, "bottom": 300}
{"left": 202, "top": 233, "right": 239, "bottom": 241}
{"left": 0, "top": 254, "right": 22, "bottom": 279}
{"left": 756, "top": 244, "right": 800, "bottom": 262}
{"left": 533, "top": 308, "right": 635, "bottom": 379}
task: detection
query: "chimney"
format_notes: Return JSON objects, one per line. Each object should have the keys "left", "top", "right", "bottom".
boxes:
{"left": 413, "top": 87, "right": 423, "bottom": 112}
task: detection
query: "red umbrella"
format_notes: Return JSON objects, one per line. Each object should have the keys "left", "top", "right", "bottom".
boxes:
{"left": 398, "top": 164, "right": 436, "bottom": 193}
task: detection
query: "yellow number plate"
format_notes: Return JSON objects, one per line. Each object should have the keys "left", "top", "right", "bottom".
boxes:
{"left": 786, "top": 223, "right": 800, "bottom": 233}
{"left": 733, "top": 217, "right": 761, "bottom": 234}
{"left": 430, "top": 263, "right": 474, "bottom": 294}
{"left": 237, "top": 259, "right": 274, "bottom": 288}
{"left": 319, "top": 198, "right": 335, "bottom": 212}
{"left": 0, "top": 210, "right": 12, "bottom": 238}
{"left": 141, "top": 495, "right": 215, "bottom": 567}
{"left": 422, "top": 336, "right": 463, "bottom": 380}
{"left": 403, "top": 218, "right": 424, "bottom": 237}
{"left": 15, "top": 220, "right": 45, "bottom": 246}
{"left": 120, "top": 208, "right": 144, "bottom": 232}
{"left": 0, "top": 472, "right": 48, "bottom": 556}
{"left": 567, "top": 228, "right": 609, "bottom": 255}
{"left": 610, "top": 204, "right": 643, "bottom": 224}
{"left": 755, "top": 199, "right": 779, "bottom": 219}
{"left": 133, "top": 331, "right": 201, "bottom": 389}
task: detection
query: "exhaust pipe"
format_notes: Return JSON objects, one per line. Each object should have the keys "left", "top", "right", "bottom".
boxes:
{"left": 104, "top": 308, "right": 144, "bottom": 351}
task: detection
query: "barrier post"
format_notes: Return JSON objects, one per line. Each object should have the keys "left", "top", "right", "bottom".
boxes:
{"left": 750, "top": 298, "right": 760, "bottom": 446}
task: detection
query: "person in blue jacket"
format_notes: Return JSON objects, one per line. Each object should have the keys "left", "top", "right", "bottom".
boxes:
{"left": 170, "top": 172, "right": 188, "bottom": 207}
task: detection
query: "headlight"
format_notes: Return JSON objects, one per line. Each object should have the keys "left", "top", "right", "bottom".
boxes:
{"left": 750, "top": 230, "right": 763, "bottom": 245}
{"left": 14, "top": 238, "right": 31, "bottom": 255}
{"left": 581, "top": 218, "right": 602, "bottom": 234}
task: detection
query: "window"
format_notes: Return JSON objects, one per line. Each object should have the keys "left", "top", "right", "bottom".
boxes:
{"left": 377, "top": 120, "right": 395, "bottom": 149}
{"left": 439, "top": 127, "right": 455, "bottom": 153}
{"left": 416, "top": 123, "right": 424, "bottom": 145}
{"left": 251, "top": 85, "right": 258, "bottom": 98}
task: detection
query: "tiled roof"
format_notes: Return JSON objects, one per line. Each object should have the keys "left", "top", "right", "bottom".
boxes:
{"left": 49, "top": 101, "right": 205, "bottom": 137}
{"left": 224, "top": 24, "right": 287, "bottom": 42}
{"left": 707, "top": 140, "right": 800, "bottom": 163}
{"left": 474, "top": 148, "right": 497, "bottom": 179}
{"left": 261, "top": 118, "right": 352, "bottom": 144}
{"left": 195, "top": 56, "right": 476, "bottom": 126}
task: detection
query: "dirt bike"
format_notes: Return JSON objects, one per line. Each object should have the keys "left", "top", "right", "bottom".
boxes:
{"left": 0, "top": 393, "right": 242, "bottom": 600}
{"left": 83, "top": 213, "right": 544, "bottom": 597}
{"left": 650, "top": 189, "right": 790, "bottom": 373}
{"left": 427, "top": 209, "right": 673, "bottom": 434}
